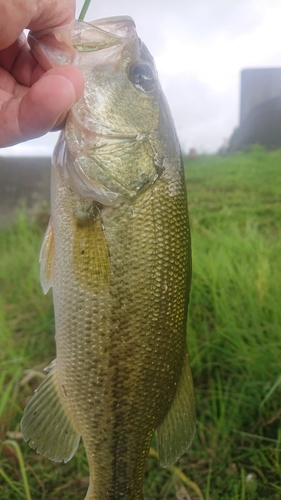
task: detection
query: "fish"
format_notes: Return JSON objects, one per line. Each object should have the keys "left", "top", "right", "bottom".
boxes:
{"left": 21, "top": 16, "right": 196, "bottom": 500}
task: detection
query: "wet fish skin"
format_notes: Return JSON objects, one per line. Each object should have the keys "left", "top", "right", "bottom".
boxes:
{"left": 21, "top": 17, "right": 196, "bottom": 500}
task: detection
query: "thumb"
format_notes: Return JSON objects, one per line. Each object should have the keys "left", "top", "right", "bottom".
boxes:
{"left": 19, "top": 65, "right": 84, "bottom": 137}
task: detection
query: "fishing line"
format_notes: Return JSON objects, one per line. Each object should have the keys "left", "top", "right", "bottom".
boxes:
{"left": 78, "top": 0, "right": 92, "bottom": 21}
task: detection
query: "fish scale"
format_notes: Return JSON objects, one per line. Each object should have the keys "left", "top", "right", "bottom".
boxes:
{"left": 21, "top": 16, "right": 196, "bottom": 500}
{"left": 51, "top": 170, "right": 190, "bottom": 499}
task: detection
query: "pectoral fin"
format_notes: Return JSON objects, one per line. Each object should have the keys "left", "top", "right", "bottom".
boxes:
{"left": 39, "top": 218, "right": 54, "bottom": 294}
{"left": 21, "top": 360, "right": 80, "bottom": 463}
{"left": 156, "top": 352, "right": 196, "bottom": 467}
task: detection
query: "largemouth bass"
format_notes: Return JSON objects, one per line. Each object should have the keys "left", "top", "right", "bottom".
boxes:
{"left": 21, "top": 16, "right": 196, "bottom": 500}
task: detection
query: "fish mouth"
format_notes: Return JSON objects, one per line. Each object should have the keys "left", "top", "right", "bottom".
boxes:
{"left": 28, "top": 16, "right": 138, "bottom": 70}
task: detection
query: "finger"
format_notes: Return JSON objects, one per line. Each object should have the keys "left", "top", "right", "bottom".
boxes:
{"left": 19, "top": 66, "right": 85, "bottom": 136}
{"left": 0, "top": 35, "right": 46, "bottom": 88}
{"left": 0, "top": 66, "right": 84, "bottom": 147}
{"left": 0, "top": 0, "right": 75, "bottom": 50}
{"left": 0, "top": 35, "right": 28, "bottom": 72}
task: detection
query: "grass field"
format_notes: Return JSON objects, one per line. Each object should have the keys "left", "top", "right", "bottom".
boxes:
{"left": 1, "top": 145, "right": 281, "bottom": 499}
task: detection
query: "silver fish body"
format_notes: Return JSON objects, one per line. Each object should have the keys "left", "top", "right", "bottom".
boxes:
{"left": 21, "top": 17, "right": 196, "bottom": 500}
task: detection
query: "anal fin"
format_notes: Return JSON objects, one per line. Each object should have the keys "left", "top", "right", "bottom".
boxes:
{"left": 21, "top": 359, "right": 80, "bottom": 463}
{"left": 156, "top": 352, "right": 196, "bottom": 467}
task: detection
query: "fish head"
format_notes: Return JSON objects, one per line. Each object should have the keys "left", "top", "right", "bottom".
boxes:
{"left": 29, "top": 17, "right": 181, "bottom": 205}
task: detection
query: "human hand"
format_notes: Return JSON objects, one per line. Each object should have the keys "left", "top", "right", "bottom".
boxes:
{"left": 0, "top": 0, "right": 84, "bottom": 147}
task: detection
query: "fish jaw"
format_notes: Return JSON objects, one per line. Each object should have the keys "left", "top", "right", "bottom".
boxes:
{"left": 28, "top": 17, "right": 137, "bottom": 71}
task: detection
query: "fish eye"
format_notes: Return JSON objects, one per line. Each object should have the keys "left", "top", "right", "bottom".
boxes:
{"left": 128, "top": 62, "right": 156, "bottom": 92}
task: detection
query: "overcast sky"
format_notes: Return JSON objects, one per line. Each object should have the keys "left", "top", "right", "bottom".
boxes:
{"left": 1, "top": 0, "right": 281, "bottom": 156}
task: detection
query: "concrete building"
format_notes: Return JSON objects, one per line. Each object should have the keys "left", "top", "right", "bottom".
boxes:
{"left": 229, "top": 67, "right": 281, "bottom": 151}
{"left": 240, "top": 68, "right": 281, "bottom": 124}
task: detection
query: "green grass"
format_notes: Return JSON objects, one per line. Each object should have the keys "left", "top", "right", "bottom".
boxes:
{"left": 1, "top": 145, "right": 281, "bottom": 499}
